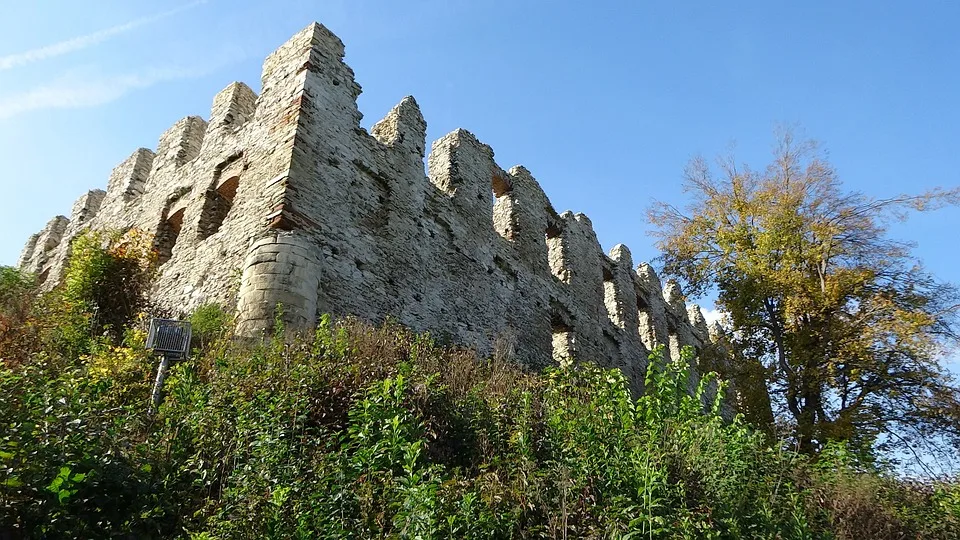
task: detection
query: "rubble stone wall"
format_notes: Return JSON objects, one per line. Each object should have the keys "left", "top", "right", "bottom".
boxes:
{"left": 19, "top": 23, "right": 729, "bottom": 396}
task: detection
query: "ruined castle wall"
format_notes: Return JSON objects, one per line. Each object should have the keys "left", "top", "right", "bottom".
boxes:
{"left": 41, "top": 189, "right": 106, "bottom": 285}
{"left": 18, "top": 215, "right": 68, "bottom": 281}
{"left": 228, "top": 24, "right": 716, "bottom": 395}
{"left": 18, "top": 26, "right": 328, "bottom": 318}
{"left": 21, "top": 23, "right": 723, "bottom": 397}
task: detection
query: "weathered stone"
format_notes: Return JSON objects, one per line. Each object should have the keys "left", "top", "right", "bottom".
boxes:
{"left": 18, "top": 21, "right": 739, "bottom": 398}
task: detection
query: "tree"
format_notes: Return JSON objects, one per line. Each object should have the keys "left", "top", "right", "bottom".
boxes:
{"left": 0, "top": 266, "right": 38, "bottom": 367}
{"left": 30, "top": 229, "right": 158, "bottom": 360}
{"left": 59, "top": 229, "right": 156, "bottom": 342}
{"left": 649, "top": 130, "right": 960, "bottom": 466}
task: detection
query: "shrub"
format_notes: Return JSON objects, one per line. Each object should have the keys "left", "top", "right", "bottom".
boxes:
{"left": 0, "top": 266, "right": 35, "bottom": 320}
{"left": 1, "top": 314, "right": 958, "bottom": 538}
{"left": 0, "top": 339, "right": 158, "bottom": 537}
{"left": 189, "top": 303, "right": 232, "bottom": 352}
{"left": 0, "top": 267, "right": 37, "bottom": 367}
{"left": 801, "top": 441, "right": 960, "bottom": 539}
{"left": 34, "top": 229, "right": 156, "bottom": 360}
{"left": 63, "top": 230, "right": 156, "bottom": 339}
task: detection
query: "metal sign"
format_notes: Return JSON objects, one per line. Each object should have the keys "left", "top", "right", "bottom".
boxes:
{"left": 146, "top": 318, "right": 192, "bottom": 359}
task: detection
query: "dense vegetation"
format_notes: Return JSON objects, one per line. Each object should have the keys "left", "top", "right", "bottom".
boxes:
{"left": 1, "top": 232, "right": 959, "bottom": 538}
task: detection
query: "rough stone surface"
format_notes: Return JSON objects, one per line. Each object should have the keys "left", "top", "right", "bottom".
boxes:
{"left": 18, "top": 22, "right": 738, "bottom": 399}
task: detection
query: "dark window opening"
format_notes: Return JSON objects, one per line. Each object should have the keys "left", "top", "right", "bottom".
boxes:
{"left": 198, "top": 175, "right": 239, "bottom": 239}
{"left": 550, "top": 310, "right": 570, "bottom": 331}
{"left": 37, "top": 269, "right": 49, "bottom": 286}
{"left": 545, "top": 220, "right": 562, "bottom": 239}
{"left": 156, "top": 208, "right": 185, "bottom": 265}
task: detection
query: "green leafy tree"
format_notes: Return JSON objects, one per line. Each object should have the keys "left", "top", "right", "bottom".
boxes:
{"left": 649, "top": 131, "right": 960, "bottom": 463}
{"left": 60, "top": 229, "right": 157, "bottom": 341}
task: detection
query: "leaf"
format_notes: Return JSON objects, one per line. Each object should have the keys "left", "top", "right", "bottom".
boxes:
{"left": 46, "top": 476, "right": 64, "bottom": 493}
{"left": 3, "top": 477, "right": 22, "bottom": 488}
{"left": 270, "top": 485, "right": 292, "bottom": 507}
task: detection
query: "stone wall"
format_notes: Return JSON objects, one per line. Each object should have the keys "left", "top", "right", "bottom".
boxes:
{"left": 19, "top": 23, "right": 734, "bottom": 397}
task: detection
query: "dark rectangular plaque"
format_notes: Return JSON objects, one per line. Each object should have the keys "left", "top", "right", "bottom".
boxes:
{"left": 146, "top": 318, "right": 192, "bottom": 358}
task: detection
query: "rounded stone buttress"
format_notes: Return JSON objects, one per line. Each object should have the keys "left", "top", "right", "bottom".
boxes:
{"left": 235, "top": 234, "right": 322, "bottom": 336}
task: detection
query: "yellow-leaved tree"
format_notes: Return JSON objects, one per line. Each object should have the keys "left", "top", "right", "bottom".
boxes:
{"left": 650, "top": 131, "right": 960, "bottom": 467}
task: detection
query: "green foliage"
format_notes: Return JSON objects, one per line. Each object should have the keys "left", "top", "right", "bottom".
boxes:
{"left": 802, "top": 440, "right": 960, "bottom": 538}
{"left": 1, "top": 314, "right": 957, "bottom": 538}
{"left": 189, "top": 303, "right": 231, "bottom": 351}
{"left": 0, "top": 340, "right": 158, "bottom": 536}
{"left": 30, "top": 229, "right": 157, "bottom": 360}
{"left": 649, "top": 131, "right": 960, "bottom": 460}
{"left": 1, "top": 229, "right": 156, "bottom": 370}
{"left": 0, "top": 266, "right": 35, "bottom": 320}
{"left": 0, "top": 266, "right": 37, "bottom": 366}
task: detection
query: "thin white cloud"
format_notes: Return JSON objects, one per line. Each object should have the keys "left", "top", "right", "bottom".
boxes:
{"left": 0, "top": 67, "right": 203, "bottom": 120}
{"left": 0, "top": 0, "right": 207, "bottom": 71}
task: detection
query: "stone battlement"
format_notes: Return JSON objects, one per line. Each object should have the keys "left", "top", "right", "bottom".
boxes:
{"left": 19, "top": 23, "right": 732, "bottom": 396}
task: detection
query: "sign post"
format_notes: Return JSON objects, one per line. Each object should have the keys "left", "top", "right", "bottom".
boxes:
{"left": 146, "top": 318, "right": 192, "bottom": 414}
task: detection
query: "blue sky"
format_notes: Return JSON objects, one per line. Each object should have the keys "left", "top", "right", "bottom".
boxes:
{"left": 1, "top": 1, "right": 958, "bottom": 332}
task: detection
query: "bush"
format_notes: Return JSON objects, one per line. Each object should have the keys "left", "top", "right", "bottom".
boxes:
{"left": 0, "top": 267, "right": 35, "bottom": 320}
{"left": 64, "top": 230, "right": 156, "bottom": 342}
{"left": 801, "top": 441, "right": 960, "bottom": 539}
{"left": 1, "top": 314, "right": 958, "bottom": 538}
{"left": 26, "top": 229, "right": 157, "bottom": 361}
{"left": 0, "top": 335, "right": 158, "bottom": 536}
{"left": 189, "top": 303, "right": 232, "bottom": 352}
{"left": 0, "top": 267, "right": 37, "bottom": 367}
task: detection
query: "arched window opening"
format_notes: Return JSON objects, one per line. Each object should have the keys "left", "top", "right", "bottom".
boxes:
{"left": 156, "top": 208, "right": 185, "bottom": 265}
{"left": 218, "top": 174, "right": 239, "bottom": 200}
{"left": 198, "top": 175, "right": 239, "bottom": 239}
